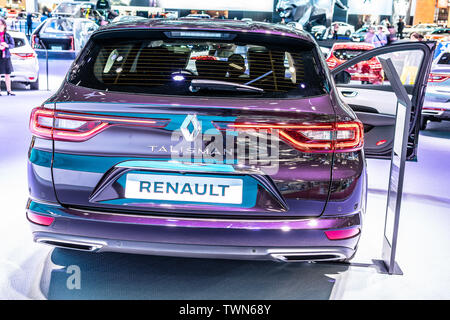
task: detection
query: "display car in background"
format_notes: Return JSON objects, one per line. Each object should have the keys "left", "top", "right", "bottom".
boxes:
{"left": 287, "top": 21, "right": 303, "bottom": 31}
{"left": 0, "top": 8, "right": 6, "bottom": 18}
{"left": 31, "top": 17, "right": 99, "bottom": 53}
{"left": 326, "top": 42, "right": 383, "bottom": 84}
{"left": 17, "top": 12, "right": 41, "bottom": 21}
{"left": 350, "top": 25, "right": 388, "bottom": 42}
{"left": 1, "top": 31, "right": 39, "bottom": 90}
{"left": 312, "top": 22, "right": 355, "bottom": 39}
{"left": 425, "top": 28, "right": 450, "bottom": 41}
{"left": 184, "top": 13, "right": 211, "bottom": 19}
{"left": 422, "top": 50, "right": 450, "bottom": 130}
{"left": 6, "top": 9, "right": 19, "bottom": 19}
{"left": 52, "top": 1, "right": 96, "bottom": 18}
{"left": 111, "top": 15, "right": 148, "bottom": 24}
{"left": 26, "top": 20, "right": 434, "bottom": 262}
{"left": 403, "top": 23, "right": 439, "bottom": 37}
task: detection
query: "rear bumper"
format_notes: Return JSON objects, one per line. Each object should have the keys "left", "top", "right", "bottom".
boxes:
{"left": 27, "top": 199, "right": 362, "bottom": 262}
{"left": 7, "top": 71, "right": 39, "bottom": 83}
{"left": 422, "top": 109, "right": 450, "bottom": 121}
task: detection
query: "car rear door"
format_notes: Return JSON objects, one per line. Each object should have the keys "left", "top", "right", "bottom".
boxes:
{"left": 331, "top": 41, "right": 436, "bottom": 160}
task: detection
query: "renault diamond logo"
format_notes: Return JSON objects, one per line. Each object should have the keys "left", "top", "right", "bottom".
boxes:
{"left": 180, "top": 114, "right": 201, "bottom": 142}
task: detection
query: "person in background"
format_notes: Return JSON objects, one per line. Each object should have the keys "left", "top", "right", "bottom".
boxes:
{"left": 355, "top": 19, "right": 363, "bottom": 31}
{"left": 0, "top": 18, "right": 15, "bottom": 96}
{"left": 26, "top": 12, "right": 33, "bottom": 36}
{"left": 364, "top": 26, "right": 375, "bottom": 43}
{"left": 332, "top": 23, "right": 339, "bottom": 40}
{"left": 401, "top": 32, "right": 424, "bottom": 84}
{"left": 387, "top": 25, "right": 397, "bottom": 45}
{"left": 40, "top": 10, "right": 48, "bottom": 23}
{"left": 372, "top": 26, "right": 387, "bottom": 47}
{"left": 410, "top": 32, "right": 424, "bottom": 41}
{"left": 397, "top": 18, "right": 405, "bottom": 39}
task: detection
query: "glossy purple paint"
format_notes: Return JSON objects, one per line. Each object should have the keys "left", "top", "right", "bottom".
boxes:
{"left": 28, "top": 19, "right": 365, "bottom": 261}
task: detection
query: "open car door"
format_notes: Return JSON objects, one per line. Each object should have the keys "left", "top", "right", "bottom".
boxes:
{"left": 331, "top": 41, "right": 436, "bottom": 160}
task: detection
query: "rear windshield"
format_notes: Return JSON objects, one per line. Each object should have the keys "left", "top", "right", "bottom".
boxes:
{"left": 68, "top": 32, "right": 329, "bottom": 98}
{"left": 13, "top": 37, "right": 26, "bottom": 48}
{"left": 43, "top": 19, "right": 73, "bottom": 33}
{"left": 333, "top": 49, "right": 367, "bottom": 60}
{"left": 54, "top": 3, "right": 80, "bottom": 15}
{"left": 438, "top": 52, "right": 450, "bottom": 65}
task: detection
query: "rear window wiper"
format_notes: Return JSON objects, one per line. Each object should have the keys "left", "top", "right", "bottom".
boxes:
{"left": 190, "top": 79, "right": 264, "bottom": 94}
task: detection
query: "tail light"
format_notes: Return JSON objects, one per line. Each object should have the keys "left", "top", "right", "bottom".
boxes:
{"left": 325, "top": 227, "right": 360, "bottom": 240}
{"left": 213, "top": 121, "right": 364, "bottom": 153}
{"left": 31, "top": 35, "right": 37, "bottom": 48}
{"left": 12, "top": 53, "right": 37, "bottom": 59}
{"left": 326, "top": 56, "right": 339, "bottom": 69}
{"left": 368, "top": 58, "right": 382, "bottom": 70}
{"left": 70, "top": 36, "right": 74, "bottom": 51}
{"left": 29, "top": 107, "right": 169, "bottom": 142}
{"left": 27, "top": 212, "right": 54, "bottom": 226}
{"left": 423, "top": 107, "right": 446, "bottom": 111}
{"left": 428, "top": 73, "right": 450, "bottom": 82}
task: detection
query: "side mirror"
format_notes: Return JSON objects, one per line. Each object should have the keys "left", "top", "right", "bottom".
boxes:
{"left": 334, "top": 70, "right": 351, "bottom": 84}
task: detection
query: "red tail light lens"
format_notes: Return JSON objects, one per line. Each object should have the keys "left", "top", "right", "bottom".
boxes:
{"left": 31, "top": 35, "right": 37, "bottom": 48}
{"left": 12, "top": 53, "right": 37, "bottom": 59}
{"left": 27, "top": 212, "right": 54, "bottom": 226}
{"left": 325, "top": 228, "right": 360, "bottom": 240}
{"left": 428, "top": 73, "right": 450, "bottom": 82}
{"left": 326, "top": 56, "right": 339, "bottom": 69}
{"left": 423, "top": 107, "right": 446, "bottom": 111}
{"left": 30, "top": 107, "right": 169, "bottom": 142}
{"left": 70, "top": 36, "right": 74, "bottom": 51}
{"left": 213, "top": 121, "right": 364, "bottom": 153}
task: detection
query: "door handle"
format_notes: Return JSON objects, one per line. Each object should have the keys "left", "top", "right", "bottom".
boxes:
{"left": 341, "top": 91, "right": 358, "bottom": 97}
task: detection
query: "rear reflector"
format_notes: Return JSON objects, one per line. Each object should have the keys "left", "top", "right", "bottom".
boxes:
{"left": 325, "top": 228, "right": 360, "bottom": 240}
{"left": 30, "top": 107, "right": 170, "bottom": 142}
{"left": 213, "top": 121, "right": 364, "bottom": 153}
{"left": 27, "top": 212, "right": 54, "bottom": 226}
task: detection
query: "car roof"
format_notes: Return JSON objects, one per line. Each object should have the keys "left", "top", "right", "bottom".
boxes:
{"left": 97, "top": 18, "right": 313, "bottom": 42}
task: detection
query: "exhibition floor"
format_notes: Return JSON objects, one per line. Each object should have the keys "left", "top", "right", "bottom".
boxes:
{"left": 0, "top": 59, "right": 448, "bottom": 299}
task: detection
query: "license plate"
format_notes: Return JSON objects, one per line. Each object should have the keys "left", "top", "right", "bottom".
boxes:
{"left": 51, "top": 46, "right": 63, "bottom": 50}
{"left": 125, "top": 174, "right": 243, "bottom": 204}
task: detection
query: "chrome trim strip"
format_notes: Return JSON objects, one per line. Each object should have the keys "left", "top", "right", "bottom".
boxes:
{"left": 35, "top": 236, "right": 105, "bottom": 252}
{"left": 65, "top": 205, "right": 359, "bottom": 223}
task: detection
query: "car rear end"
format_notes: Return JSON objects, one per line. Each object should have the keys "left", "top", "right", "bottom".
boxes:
{"left": 26, "top": 22, "right": 366, "bottom": 262}
{"left": 326, "top": 43, "right": 383, "bottom": 84}
{"left": 7, "top": 31, "right": 39, "bottom": 89}
{"left": 423, "top": 52, "right": 450, "bottom": 123}
{"left": 32, "top": 18, "right": 75, "bottom": 52}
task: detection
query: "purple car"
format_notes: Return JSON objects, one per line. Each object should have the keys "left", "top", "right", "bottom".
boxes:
{"left": 26, "top": 20, "right": 434, "bottom": 262}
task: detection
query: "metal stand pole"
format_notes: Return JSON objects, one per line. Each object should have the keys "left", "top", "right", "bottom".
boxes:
{"left": 371, "top": 57, "right": 411, "bottom": 276}
{"left": 39, "top": 40, "right": 50, "bottom": 91}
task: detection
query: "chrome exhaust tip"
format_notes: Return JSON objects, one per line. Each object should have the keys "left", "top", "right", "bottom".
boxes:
{"left": 36, "top": 238, "right": 103, "bottom": 252}
{"left": 271, "top": 253, "right": 345, "bottom": 262}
